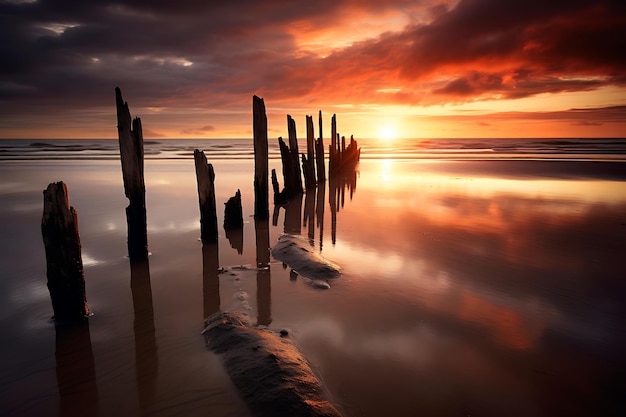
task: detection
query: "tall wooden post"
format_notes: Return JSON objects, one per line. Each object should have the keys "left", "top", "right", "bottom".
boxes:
{"left": 253, "top": 95, "right": 269, "bottom": 219}
{"left": 330, "top": 114, "right": 337, "bottom": 175}
{"left": 194, "top": 149, "right": 218, "bottom": 243}
{"left": 303, "top": 115, "right": 316, "bottom": 189}
{"left": 287, "top": 115, "right": 304, "bottom": 193}
{"left": 42, "top": 181, "right": 89, "bottom": 321}
{"left": 115, "top": 87, "right": 148, "bottom": 260}
{"left": 315, "top": 110, "right": 326, "bottom": 183}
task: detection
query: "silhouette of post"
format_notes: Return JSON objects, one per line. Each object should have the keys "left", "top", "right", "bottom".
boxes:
{"left": 330, "top": 114, "right": 337, "bottom": 175}
{"left": 42, "top": 181, "right": 89, "bottom": 322}
{"left": 202, "top": 243, "right": 221, "bottom": 318}
{"left": 287, "top": 115, "right": 304, "bottom": 194}
{"left": 115, "top": 87, "right": 148, "bottom": 261}
{"left": 255, "top": 219, "right": 272, "bottom": 326}
{"left": 194, "top": 149, "right": 218, "bottom": 243}
{"left": 316, "top": 111, "right": 326, "bottom": 183}
{"left": 253, "top": 95, "right": 269, "bottom": 219}
{"left": 302, "top": 115, "right": 316, "bottom": 189}
{"left": 224, "top": 190, "right": 243, "bottom": 254}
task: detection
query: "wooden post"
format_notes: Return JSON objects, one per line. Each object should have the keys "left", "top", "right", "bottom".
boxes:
{"left": 330, "top": 114, "right": 337, "bottom": 175}
{"left": 303, "top": 115, "right": 316, "bottom": 189}
{"left": 253, "top": 95, "right": 269, "bottom": 219}
{"left": 271, "top": 168, "right": 288, "bottom": 205}
{"left": 315, "top": 111, "right": 326, "bottom": 183}
{"left": 287, "top": 115, "right": 304, "bottom": 193}
{"left": 224, "top": 189, "right": 243, "bottom": 230}
{"left": 194, "top": 149, "right": 218, "bottom": 243}
{"left": 224, "top": 189, "right": 243, "bottom": 254}
{"left": 115, "top": 87, "right": 148, "bottom": 260}
{"left": 42, "top": 181, "right": 88, "bottom": 321}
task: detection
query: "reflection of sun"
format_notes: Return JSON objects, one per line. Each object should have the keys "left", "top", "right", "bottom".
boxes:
{"left": 379, "top": 125, "right": 396, "bottom": 142}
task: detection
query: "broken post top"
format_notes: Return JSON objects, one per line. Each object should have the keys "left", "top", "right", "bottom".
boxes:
{"left": 115, "top": 87, "right": 146, "bottom": 205}
{"left": 115, "top": 87, "right": 145, "bottom": 203}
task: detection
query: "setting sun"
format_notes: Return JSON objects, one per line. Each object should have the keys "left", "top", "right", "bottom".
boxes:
{"left": 379, "top": 125, "right": 397, "bottom": 142}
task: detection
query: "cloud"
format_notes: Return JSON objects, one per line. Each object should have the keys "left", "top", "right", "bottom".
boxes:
{"left": 0, "top": 0, "right": 624, "bottom": 137}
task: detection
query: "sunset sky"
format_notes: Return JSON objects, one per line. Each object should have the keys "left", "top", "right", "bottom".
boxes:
{"left": 1, "top": 0, "right": 625, "bottom": 139}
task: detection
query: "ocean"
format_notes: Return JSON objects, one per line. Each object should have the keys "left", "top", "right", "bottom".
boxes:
{"left": 1, "top": 137, "right": 625, "bottom": 416}
{"left": 1, "top": 137, "right": 626, "bottom": 161}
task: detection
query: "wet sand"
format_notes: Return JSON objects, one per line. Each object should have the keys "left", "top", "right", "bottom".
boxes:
{"left": 1, "top": 156, "right": 625, "bottom": 416}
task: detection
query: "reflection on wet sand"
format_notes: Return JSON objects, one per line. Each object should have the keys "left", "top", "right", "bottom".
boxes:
{"left": 329, "top": 169, "right": 358, "bottom": 245}
{"left": 55, "top": 322, "right": 99, "bottom": 417}
{"left": 202, "top": 243, "right": 221, "bottom": 318}
{"left": 225, "top": 223, "right": 243, "bottom": 255}
{"left": 130, "top": 258, "right": 158, "bottom": 415}
{"left": 316, "top": 183, "right": 326, "bottom": 251}
{"left": 255, "top": 218, "right": 271, "bottom": 326}
{"left": 304, "top": 188, "right": 315, "bottom": 245}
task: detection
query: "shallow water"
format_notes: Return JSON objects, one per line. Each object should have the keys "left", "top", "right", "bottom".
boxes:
{"left": 1, "top": 141, "right": 625, "bottom": 416}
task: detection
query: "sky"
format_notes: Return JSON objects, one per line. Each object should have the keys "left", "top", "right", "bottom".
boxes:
{"left": 1, "top": 0, "right": 625, "bottom": 139}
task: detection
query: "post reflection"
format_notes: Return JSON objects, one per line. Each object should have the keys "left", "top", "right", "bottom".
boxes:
{"left": 328, "top": 169, "right": 358, "bottom": 245}
{"left": 202, "top": 242, "right": 221, "bottom": 319}
{"left": 55, "top": 321, "right": 99, "bottom": 417}
{"left": 283, "top": 193, "right": 303, "bottom": 235}
{"left": 316, "top": 180, "right": 326, "bottom": 251}
{"left": 304, "top": 188, "right": 315, "bottom": 246}
{"left": 225, "top": 226, "right": 243, "bottom": 255}
{"left": 255, "top": 218, "right": 272, "bottom": 326}
{"left": 130, "top": 258, "right": 158, "bottom": 415}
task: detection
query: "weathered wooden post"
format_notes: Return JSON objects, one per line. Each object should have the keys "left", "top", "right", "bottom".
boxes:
{"left": 287, "top": 115, "right": 304, "bottom": 193}
{"left": 253, "top": 95, "right": 269, "bottom": 219}
{"left": 224, "top": 189, "right": 243, "bottom": 254}
{"left": 194, "top": 149, "right": 218, "bottom": 243}
{"left": 271, "top": 168, "right": 288, "bottom": 205}
{"left": 224, "top": 189, "right": 243, "bottom": 230}
{"left": 115, "top": 87, "right": 148, "bottom": 260}
{"left": 42, "top": 181, "right": 89, "bottom": 321}
{"left": 316, "top": 110, "right": 326, "bottom": 183}
{"left": 302, "top": 115, "right": 316, "bottom": 189}
{"left": 329, "top": 114, "right": 337, "bottom": 175}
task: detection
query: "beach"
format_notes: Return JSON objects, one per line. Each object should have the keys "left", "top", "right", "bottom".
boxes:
{"left": 1, "top": 138, "right": 625, "bottom": 416}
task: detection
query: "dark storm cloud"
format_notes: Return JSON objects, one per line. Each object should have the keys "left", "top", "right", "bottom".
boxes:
{"left": 0, "top": 0, "right": 624, "bottom": 135}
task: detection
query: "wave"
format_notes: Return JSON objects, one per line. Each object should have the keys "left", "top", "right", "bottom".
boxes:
{"left": 0, "top": 138, "right": 624, "bottom": 161}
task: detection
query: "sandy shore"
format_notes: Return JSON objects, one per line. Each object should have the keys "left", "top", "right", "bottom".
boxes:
{"left": 1, "top": 156, "right": 625, "bottom": 416}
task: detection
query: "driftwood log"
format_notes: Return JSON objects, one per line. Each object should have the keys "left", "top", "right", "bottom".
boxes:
{"left": 42, "top": 181, "right": 89, "bottom": 321}
{"left": 253, "top": 95, "right": 269, "bottom": 219}
{"left": 115, "top": 87, "right": 148, "bottom": 260}
{"left": 203, "top": 311, "right": 343, "bottom": 417}
{"left": 194, "top": 149, "right": 218, "bottom": 243}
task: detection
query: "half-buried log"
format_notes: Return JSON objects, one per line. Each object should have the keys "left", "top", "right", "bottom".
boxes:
{"left": 203, "top": 311, "right": 343, "bottom": 417}
{"left": 271, "top": 234, "right": 340, "bottom": 288}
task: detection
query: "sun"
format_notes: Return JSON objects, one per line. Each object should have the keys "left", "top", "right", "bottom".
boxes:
{"left": 378, "top": 125, "right": 396, "bottom": 142}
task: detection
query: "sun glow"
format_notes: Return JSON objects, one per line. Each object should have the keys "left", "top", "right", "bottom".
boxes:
{"left": 379, "top": 125, "right": 396, "bottom": 142}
